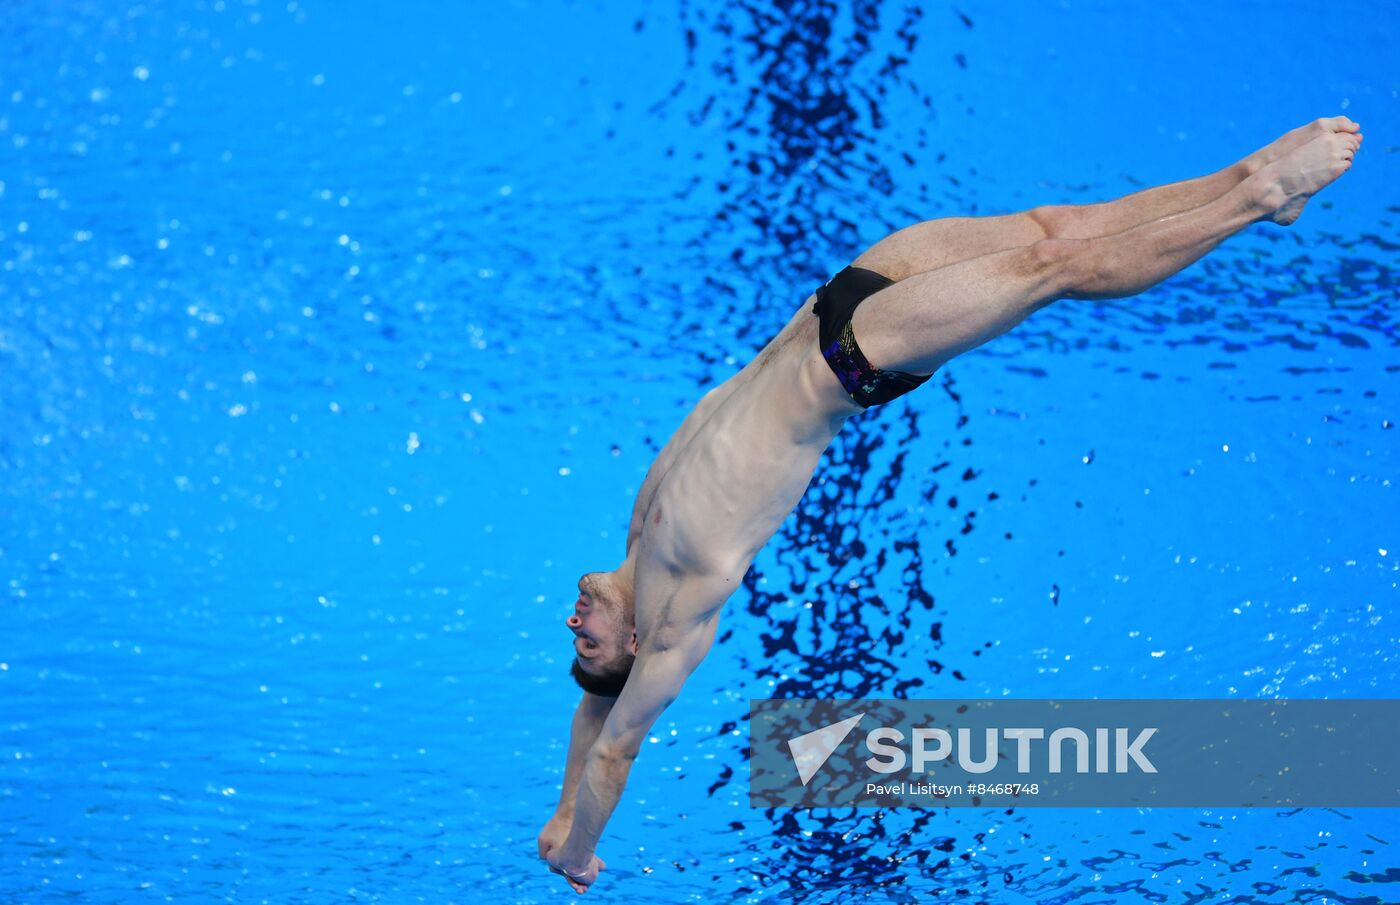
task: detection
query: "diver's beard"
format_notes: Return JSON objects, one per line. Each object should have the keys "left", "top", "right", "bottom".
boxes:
{"left": 614, "top": 570, "right": 637, "bottom": 621}
{"left": 608, "top": 599, "right": 636, "bottom": 649}
{"left": 617, "top": 592, "right": 636, "bottom": 638}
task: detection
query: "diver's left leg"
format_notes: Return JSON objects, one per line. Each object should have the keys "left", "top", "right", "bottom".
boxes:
{"left": 850, "top": 164, "right": 1248, "bottom": 282}
{"left": 850, "top": 191, "right": 1265, "bottom": 377}
{"left": 850, "top": 129, "right": 1359, "bottom": 376}
{"left": 851, "top": 116, "right": 1361, "bottom": 282}
{"left": 1027, "top": 115, "right": 1359, "bottom": 239}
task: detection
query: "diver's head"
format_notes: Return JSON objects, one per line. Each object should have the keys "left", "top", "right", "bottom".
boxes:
{"left": 566, "top": 569, "right": 637, "bottom": 698}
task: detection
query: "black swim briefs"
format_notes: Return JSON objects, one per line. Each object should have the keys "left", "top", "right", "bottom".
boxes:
{"left": 811, "top": 266, "right": 931, "bottom": 408}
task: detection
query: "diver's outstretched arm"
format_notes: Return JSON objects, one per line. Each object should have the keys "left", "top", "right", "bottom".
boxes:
{"left": 537, "top": 691, "right": 614, "bottom": 864}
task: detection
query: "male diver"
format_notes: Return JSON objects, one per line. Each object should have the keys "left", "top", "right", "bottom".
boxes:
{"left": 538, "top": 118, "right": 1362, "bottom": 892}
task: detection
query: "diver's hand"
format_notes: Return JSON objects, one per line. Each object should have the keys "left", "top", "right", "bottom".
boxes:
{"left": 545, "top": 848, "right": 606, "bottom": 894}
{"left": 536, "top": 813, "right": 572, "bottom": 860}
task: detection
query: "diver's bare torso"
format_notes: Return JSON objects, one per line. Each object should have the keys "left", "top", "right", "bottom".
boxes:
{"left": 629, "top": 296, "right": 864, "bottom": 631}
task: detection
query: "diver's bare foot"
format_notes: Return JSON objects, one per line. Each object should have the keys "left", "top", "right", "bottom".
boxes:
{"left": 1241, "top": 116, "right": 1362, "bottom": 175}
{"left": 1248, "top": 131, "right": 1360, "bottom": 226}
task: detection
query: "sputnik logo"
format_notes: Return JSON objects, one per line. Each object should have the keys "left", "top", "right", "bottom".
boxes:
{"left": 786, "top": 712, "right": 865, "bottom": 785}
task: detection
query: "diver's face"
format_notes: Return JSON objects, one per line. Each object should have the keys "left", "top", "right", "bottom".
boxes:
{"left": 566, "top": 571, "right": 632, "bottom": 673}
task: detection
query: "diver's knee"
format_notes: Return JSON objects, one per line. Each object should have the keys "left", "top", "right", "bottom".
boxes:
{"left": 1027, "top": 238, "right": 1093, "bottom": 299}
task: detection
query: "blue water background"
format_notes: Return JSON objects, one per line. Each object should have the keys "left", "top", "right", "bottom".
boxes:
{"left": 2, "top": 0, "right": 1397, "bottom": 901}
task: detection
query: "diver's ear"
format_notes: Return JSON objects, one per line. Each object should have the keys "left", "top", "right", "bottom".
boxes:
{"left": 627, "top": 629, "right": 639, "bottom": 656}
